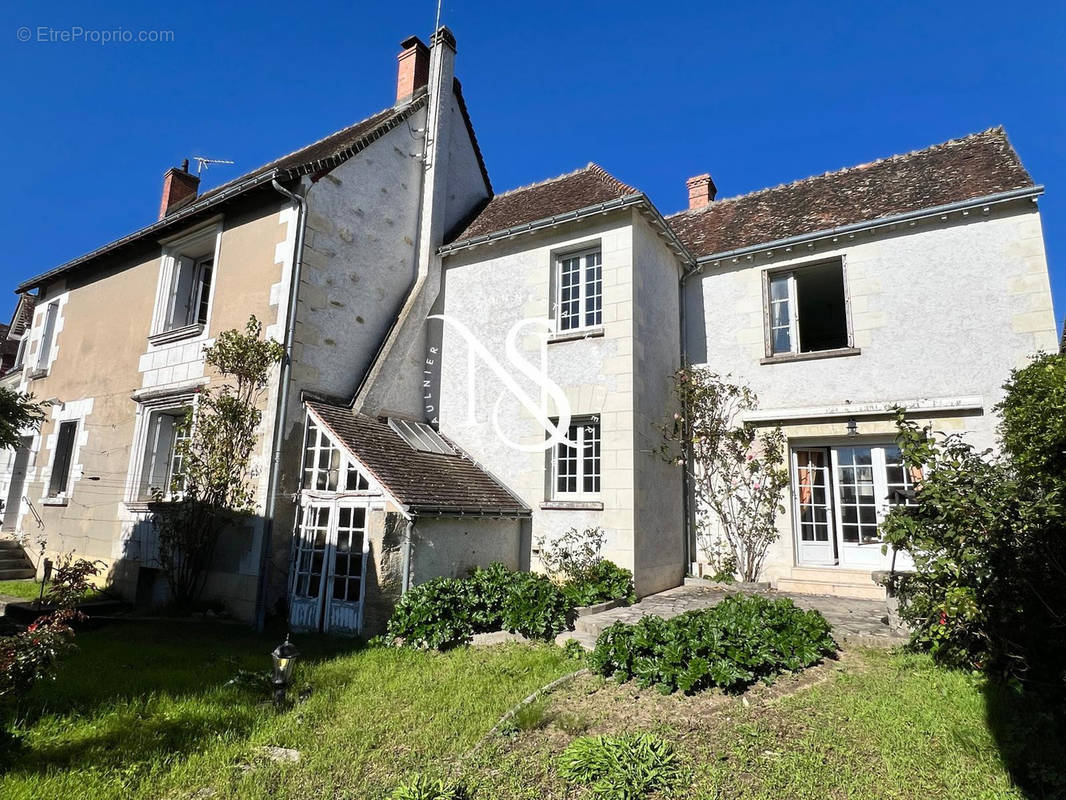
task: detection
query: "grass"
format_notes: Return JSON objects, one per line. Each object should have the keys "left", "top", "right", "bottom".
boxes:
{"left": 0, "top": 580, "right": 45, "bottom": 600}
{"left": 463, "top": 649, "right": 1033, "bottom": 799}
{"left": 0, "top": 623, "right": 573, "bottom": 799}
{"left": 0, "top": 626, "right": 1051, "bottom": 800}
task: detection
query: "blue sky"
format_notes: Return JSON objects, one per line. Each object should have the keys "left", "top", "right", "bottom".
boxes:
{"left": 1, "top": 1, "right": 1063, "bottom": 334}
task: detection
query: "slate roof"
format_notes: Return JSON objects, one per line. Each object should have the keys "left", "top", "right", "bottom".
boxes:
{"left": 306, "top": 401, "right": 528, "bottom": 516}
{"left": 451, "top": 163, "right": 639, "bottom": 243}
{"left": 18, "top": 79, "right": 497, "bottom": 294}
{"left": 668, "top": 127, "right": 1035, "bottom": 258}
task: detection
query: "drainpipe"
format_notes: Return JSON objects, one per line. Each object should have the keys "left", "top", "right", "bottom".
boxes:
{"left": 254, "top": 176, "right": 307, "bottom": 631}
{"left": 401, "top": 516, "right": 414, "bottom": 593}
{"left": 677, "top": 263, "right": 702, "bottom": 571}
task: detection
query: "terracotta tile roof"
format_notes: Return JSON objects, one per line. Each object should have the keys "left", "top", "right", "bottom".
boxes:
{"left": 451, "top": 163, "right": 639, "bottom": 243}
{"left": 306, "top": 401, "right": 528, "bottom": 515}
{"left": 668, "top": 127, "right": 1035, "bottom": 258}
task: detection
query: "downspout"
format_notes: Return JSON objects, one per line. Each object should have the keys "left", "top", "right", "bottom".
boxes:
{"left": 678, "top": 262, "right": 702, "bottom": 571}
{"left": 254, "top": 177, "right": 307, "bottom": 631}
{"left": 401, "top": 516, "right": 414, "bottom": 593}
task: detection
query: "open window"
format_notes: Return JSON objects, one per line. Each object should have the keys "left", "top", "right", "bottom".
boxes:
{"left": 151, "top": 224, "right": 219, "bottom": 342}
{"left": 767, "top": 259, "right": 851, "bottom": 357}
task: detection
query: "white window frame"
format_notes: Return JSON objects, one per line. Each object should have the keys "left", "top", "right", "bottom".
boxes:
{"left": 301, "top": 415, "right": 376, "bottom": 496}
{"left": 35, "top": 301, "right": 59, "bottom": 373}
{"left": 127, "top": 393, "right": 198, "bottom": 506}
{"left": 763, "top": 257, "right": 853, "bottom": 358}
{"left": 150, "top": 219, "right": 222, "bottom": 344}
{"left": 551, "top": 417, "right": 601, "bottom": 499}
{"left": 136, "top": 406, "right": 191, "bottom": 501}
{"left": 554, "top": 247, "right": 603, "bottom": 332}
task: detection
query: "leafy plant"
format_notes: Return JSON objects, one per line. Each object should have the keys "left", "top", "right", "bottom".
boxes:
{"left": 588, "top": 593, "right": 835, "bottom": 694}
{"left": 558, "top": 733, "right": 680, "bottom": 800}
{"left": 882, "top": 353, "right": 1066, "bottom": 689}
{"left": 390, "top": 774, "right": 471, "bottom": 800}
{"left": 662, "top": 369, "right": 789, "bottom": 582}
{"left": 0, "top": 387, "right": 46, "bottom": 451}
{"left": 0, "top": 556, "right": 102, "bottom": 716}
{"left": 538, "top": 527, "right": 635, "bottom": 606}
{"left": 151, "top": 316, "right": 284, "bottom": 610}
{"left": 387, "top": 564, "right": 571, "bottom": 649}
{"left": 500, "top": 571, "right": 571, "bottom": 640}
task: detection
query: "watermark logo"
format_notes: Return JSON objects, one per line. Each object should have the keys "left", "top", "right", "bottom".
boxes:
{"left": 17, "top": 26, "right": 175, "bottom": 44}
{"left": 425, "top": 315, "right": 578, "bottom": 452}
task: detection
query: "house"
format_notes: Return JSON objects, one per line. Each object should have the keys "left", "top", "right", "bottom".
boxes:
{"left": 0, "top": 27, "right": 1058, "bottom": 632}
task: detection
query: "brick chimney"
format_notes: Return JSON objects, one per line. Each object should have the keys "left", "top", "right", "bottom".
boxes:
{"left": 396, "top": 35, "right": 430, "bottom": 104}
{"left": 159, "top": 159, "right": 200, "bottom": 219}
{"left": 686, "top": 173, "right": 717, "bottom": 210}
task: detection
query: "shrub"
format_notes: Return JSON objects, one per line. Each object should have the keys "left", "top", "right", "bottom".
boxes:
{"left": 390, "top": 775, "right": 470, "bottom": 800}
{"left": 500, "top": 571, "right": 571, "bottom": 640}
{"left": 561, "top": 559, "right": 636, "bottom": 607}
{"left": 386, "top": 577, "right": 475, "bottom": 650}
{"left": 539, "top": 527, "right": 635, "bottom": 606}
{"left": 588, "top": 593, "right": 835, "bottom": 694}
{"left": 558, "top": 733, "right": 680, "bottom": 800}
{"left": 387, "top": 563, "right": 571, "bottom": 649}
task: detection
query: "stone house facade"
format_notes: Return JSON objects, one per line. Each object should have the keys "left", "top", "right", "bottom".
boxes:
{"left": 1, "top": 27, "right": 1058, "bottom": 630}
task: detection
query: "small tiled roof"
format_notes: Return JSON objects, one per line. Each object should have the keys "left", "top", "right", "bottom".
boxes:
{"left": 451, "top": 163, "right": 639, "bottom": 243}
{"left": 668, "top": 127, "right": 1035, "bottom": 258}
{"left": 306, "top": 401, "right": 528, "bottom": 515}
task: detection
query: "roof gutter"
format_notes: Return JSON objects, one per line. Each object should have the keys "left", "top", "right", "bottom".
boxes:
{"left": 409, "top": 505, "right": 531, "bottom": 518}
{"left": 693, "top": 185, "right": 1044, "bottom": 266}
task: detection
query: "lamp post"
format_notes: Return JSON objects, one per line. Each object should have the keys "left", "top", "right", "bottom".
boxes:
{"left": 271, "top": 634, "right": 300, "bottom": 709}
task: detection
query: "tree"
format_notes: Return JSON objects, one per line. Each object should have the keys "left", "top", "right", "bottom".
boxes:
{"left": 0, "top": 387, "right": 46, "bottom": 451}
{"left": 152, "top": 316, "right": 284, "bottom": 610}
{"left": 664, "top": 368, "right": 789, "bottom": 583}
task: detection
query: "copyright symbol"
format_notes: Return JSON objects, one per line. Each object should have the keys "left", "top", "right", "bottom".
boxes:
{"left": 16, "top": 27, "right": 31, "bottom": 42}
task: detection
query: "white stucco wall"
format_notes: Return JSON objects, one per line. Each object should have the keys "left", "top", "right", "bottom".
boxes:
{"left": 685, "top": 199, "right": 1058, "bottom": 581}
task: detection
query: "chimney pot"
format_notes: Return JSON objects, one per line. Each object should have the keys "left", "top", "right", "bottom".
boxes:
{"left": 159, "top": 161, "right": 200, "bottom": 220}
{"left": 395, "top": 35, "right": 430, "bottom": 104}
{"left": 686, "top": 173, "right": 717, "bottom": 209}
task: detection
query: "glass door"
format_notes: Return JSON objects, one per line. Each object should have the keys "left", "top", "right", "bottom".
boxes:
{"left": 792, "top": 448, "right": 836, "bottom": 565}
{"left": 289, "top": 503, "right": 331, "bottom": 631}
{"left": 324, "top": 505, "right": 369, "bottom": 635}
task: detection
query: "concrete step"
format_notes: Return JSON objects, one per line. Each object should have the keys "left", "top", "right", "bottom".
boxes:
{"left": 775, "top": 577, "right": 886, "bottom": 600}
{"left": 0, "top": 539, "right": 26, "bottom": 552}
{"left": 0, "top": 557, "right": 33, "bottom": 570}
{"left": 555, "top": 630, "right": 598, "bottom": 651}
{"left": 0, "top": 568, "right": 35, "bottom": 581}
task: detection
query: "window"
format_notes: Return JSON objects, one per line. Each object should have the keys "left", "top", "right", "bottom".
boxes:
{"left": 12, "top": 335, "right": 26, "bottom": 371}
{"left": 162, "top": 255, "right": 213, "bottom": 332}
{"left": 48, "top": 420, "right": 77, "bottom": 497}
{"left": 302, "top": 418, "right": 371, "bottom": 492}
{"left": 138, "top": 408, "right": 189, "bottom": 499}
{"left": 767, "top": 260, "right": 849, "bottom": 356}
{"left": 552, "top": 418, "right": 600, "bottom": 496}
{"left": 36, "top": 301, "right": 59, "bottom": 371}
{"left": 556, "top": 249, "right": 602, "bottom": 331}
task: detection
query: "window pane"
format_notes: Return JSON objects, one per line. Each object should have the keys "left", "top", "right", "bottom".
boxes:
{"left": 584, "top": 252, "right": 602, "bottom": 327}
{"left": 559, "top": 257, "right": 581, "bottom": 330}
{"left": 196, "top": 260, "right": 213, "bottom": 324}
{"left": 555, "top": 428, "right": 578, "bottom": 494}
{"left": 769, "top": 274, "right": 790, "bottom": 301}
{"left": 582, "top": 422, "right": 600, "bottom": 493}
{"left": 772, "top": 327, "right": 791, "bottom": 354}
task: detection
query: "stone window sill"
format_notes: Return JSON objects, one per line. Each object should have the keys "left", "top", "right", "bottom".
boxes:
{"left": 547, "top": 326, "right": 605, "bottom": 344}
{"left": 760, "top": 346, "right": 861, "bottom": 365}
{"left": 27, "top": 367, "right": 48, "bottom": 380}
{"left": 540, "top": 500, "right": 604, "bottom": 511}
{"left": 148, "top": 323, "right": 205, "bottom": 347}
{"left": 42, "top": 497, "right": 68, "bottom": 507}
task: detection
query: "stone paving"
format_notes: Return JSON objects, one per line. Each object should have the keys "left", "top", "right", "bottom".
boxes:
{"left": 567, "top": 584, "right": 907, "bottom": 649}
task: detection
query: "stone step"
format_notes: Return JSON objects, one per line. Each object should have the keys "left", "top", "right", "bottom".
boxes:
{"left": 0, "top": 567, "right": 35, "bottom": 581}
{"left": 0, "top": 539, "right": 26, "bottom": 552}
{"left": 555, "top": 630, "right": 598, "bottom": 651}
{"left": 775, "top": 577, "right": 886, "bottom": 600}
{"left": 789, "top": 567, "right": 880, "bottom": 584}
{"left": 0, "top": 556, "right": 33, "bottom": 570}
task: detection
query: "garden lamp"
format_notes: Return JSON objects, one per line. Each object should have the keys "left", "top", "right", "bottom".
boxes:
{"left": 271, "top": 633, "right": 300, "bottom": 708}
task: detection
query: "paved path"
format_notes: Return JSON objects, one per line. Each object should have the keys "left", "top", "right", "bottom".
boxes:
{"left": 561, "top": 585, "right": 907, "bottom": 650}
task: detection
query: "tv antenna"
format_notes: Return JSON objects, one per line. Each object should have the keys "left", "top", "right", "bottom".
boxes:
{"left": 193, "top": 157, "right": 235, "bottom": 176}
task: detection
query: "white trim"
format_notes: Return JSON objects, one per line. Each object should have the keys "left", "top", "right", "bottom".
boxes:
{"left": 744, "top": 395, "right": 984, "bottom": 424}
{"left": 150, "top": 221, "right": 223, "bottom": 340}
{"left": 553, "top": 246, "right": 603, "bottom": 333}
{"left": 550, "top": 417, "right": 601, "bottom": 500}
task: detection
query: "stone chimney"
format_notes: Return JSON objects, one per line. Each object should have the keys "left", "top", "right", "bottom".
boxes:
{"left": 396, "top": 35, "right": 430, "bottom": 104}
{"left": 159, "top": 159, "right": 200, "bottom": 219}
{"left": 686, "top": 173, "right": 717, "bottom": 210}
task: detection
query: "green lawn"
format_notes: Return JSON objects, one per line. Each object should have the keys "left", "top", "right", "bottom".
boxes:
{"left": 0, "top": 625, "right": 1050, "bottom": 800}
{"left": 0, "top": 579, "right": 45, "bottom": 600}
{"left": 0, "top": 624, "right": 573, "bottom": 799}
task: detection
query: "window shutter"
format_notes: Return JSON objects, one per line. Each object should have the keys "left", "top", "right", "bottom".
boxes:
{"left": 48, "top": 421, "right": 77, "bottom": 497}
{"left": 37, "top": 303, "right": 58, "bottom": 369}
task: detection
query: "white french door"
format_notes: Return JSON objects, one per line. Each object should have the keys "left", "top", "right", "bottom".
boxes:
{"left": 793, "top": 444, "right": 918, "bottom": 570}
{"left": 289, "top": 500, "right": 370, "bottom": 635}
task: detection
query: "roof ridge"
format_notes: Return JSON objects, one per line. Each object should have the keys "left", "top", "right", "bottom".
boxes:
{"left": 666, "top": 126, "right": 1010, "bottom": 220}
{"left": 488, "top": 161, "right": 638, "bottom": 200}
